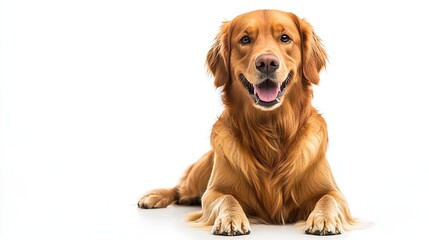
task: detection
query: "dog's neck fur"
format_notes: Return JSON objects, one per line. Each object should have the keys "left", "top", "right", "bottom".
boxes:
{"left": 224, "top": 82, "right": 314, "bottom": 169}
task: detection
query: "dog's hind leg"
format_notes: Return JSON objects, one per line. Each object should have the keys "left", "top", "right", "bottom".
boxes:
{"left": 176, "top": 151, "right": 214, "bottom": 205}
{"left": 137, "top": 150, "right": 214, "bottom": 208}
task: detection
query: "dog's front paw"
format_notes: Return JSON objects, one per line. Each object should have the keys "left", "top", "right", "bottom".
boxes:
{"left": 305, "top": 209, "right": 343, "bottom": 235}
{"left": 212, "top": 210, "right": 251, "bottom": 236}
{"left": 305, "top": 196, "right": 344, "bottom": 235}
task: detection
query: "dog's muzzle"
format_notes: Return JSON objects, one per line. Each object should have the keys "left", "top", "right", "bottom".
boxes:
{"left": 239, "top": 72, "right": 292, "bottom": 108}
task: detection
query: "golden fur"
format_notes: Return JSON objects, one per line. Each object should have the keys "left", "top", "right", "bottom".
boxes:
{"left": 138, "top": 9, "right": 354, "bottom": 236}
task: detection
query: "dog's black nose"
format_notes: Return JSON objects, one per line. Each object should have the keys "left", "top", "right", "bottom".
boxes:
{"left": 255, "top": 54, "right": 279, "bottom": 74}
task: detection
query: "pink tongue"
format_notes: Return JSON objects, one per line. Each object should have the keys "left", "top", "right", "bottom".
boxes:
{"left": 255, "top": 84, "right": 280, "bottom": 102}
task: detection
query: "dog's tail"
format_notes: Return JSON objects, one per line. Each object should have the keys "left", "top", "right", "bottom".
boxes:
{"left": 187, "top": 211, "right": 203, "bottom": 222}
{"left": 186, "top": 210, "right": 214, "bottom": 232}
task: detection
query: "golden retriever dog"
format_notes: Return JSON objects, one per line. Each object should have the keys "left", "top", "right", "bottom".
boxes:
{"left": 138, "top": 9, "right": 354, "bottom": 236}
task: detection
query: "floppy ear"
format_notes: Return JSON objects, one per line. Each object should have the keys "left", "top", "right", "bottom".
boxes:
{"left": 206, "top": 21, "right": 231, "bottom": 88}
{"left": 298, "top": 18, "right": 327, "bottom": 85}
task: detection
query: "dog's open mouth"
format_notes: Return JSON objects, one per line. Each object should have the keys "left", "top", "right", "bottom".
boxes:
{"left": 239, "top": 72, "right": 292, "bottom": 108}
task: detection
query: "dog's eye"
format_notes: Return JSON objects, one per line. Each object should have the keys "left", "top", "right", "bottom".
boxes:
{"left": 240, "top": 36, "right": 251, "bottom": 44}
{"left": 280, "top": 34, "right": 291, "bottom": 43}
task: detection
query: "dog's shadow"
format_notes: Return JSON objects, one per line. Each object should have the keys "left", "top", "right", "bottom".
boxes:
{"left": 134, "top": 204, "right": 334, "bottom": 239}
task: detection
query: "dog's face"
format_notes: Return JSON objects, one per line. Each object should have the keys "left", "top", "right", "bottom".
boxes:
{"left": 207, "top": 10, "right": 327, "bottom": 111}
{"left": 231, "top": 11, "right": 300, "bottom": 110}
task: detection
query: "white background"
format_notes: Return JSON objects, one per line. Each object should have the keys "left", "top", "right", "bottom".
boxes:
{"left": 1, "top": 0, "right": 429, "bottom": 239}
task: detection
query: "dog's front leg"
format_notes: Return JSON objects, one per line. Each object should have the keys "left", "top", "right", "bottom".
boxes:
{"left": 304, "top": 193, "right": 346, "bottom": 235}
{"left": 201, "top": 189, "right": 251, "bottom": 236}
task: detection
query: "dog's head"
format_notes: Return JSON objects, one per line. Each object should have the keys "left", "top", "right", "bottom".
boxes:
{"left": 207, "top": 10, "right": 327, "bottom": 111}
